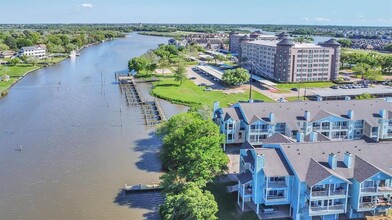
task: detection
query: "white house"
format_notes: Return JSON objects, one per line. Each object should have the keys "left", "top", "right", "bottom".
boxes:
{"left": 19, "top": 45, "right": 46, "bottom": 59}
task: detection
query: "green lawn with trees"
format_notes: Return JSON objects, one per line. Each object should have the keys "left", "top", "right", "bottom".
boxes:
{"left": 152, "top": 78, "right": 274, "bottom": 107}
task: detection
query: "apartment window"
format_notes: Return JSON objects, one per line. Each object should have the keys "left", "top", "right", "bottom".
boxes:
{"left": 270, "top": 177, "right": 285, "bottom": 182}
{"left": 227, "top": 133, "right": 234, "bottom": 140}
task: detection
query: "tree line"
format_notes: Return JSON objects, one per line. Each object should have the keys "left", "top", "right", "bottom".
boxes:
{"left": 157, "top": 111, "right": 228, "bottom": 220}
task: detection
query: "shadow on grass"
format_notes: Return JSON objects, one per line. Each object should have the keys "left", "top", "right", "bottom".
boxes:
{"left": 154, "top": 83, "right": 180, "bottom": 87}
{"left": 206, "top": 179, "right": 259, "bottom": 220}
{"left": 113, "top": 189, "right": 165, "bottom": 220}
{"left": 133, "top": 131, "right": 163, "bottom": 173}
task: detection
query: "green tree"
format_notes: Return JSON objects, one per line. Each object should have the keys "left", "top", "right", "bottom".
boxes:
{"left": 128, "top": 57, "right": 149, "bottom": 73}
{"left": 222, "top": 68, "right": 250, "bottom": 86}
{"left": 384, "top": 44, "right": 392, "bottom": 52}
{"left": 380, "top": 56, "right": 392, "bottom": 73}
{"left": 16, "top": 38, "right": 33, "bottom": 48}
{"left": 158, "top": 112, "right": 228, "bottom": 188}
{"left": 159, "top": 58, "right": 170, "bottom": 75}
{"left": 356, "top": 93, "right": 375, "bottom": 100}
{"left": 9, "top": 57, "right": 20, "bottom": 66}
{"left": 352, "top": 63, "right": 371, "bottom": 79}
{"left": 0, "top": 43, "right": 10, "bottom": 51}
{"left": 159, "top": 183, "right": 218, "bottom": 220}
{"left": 4, "top": 36, "right": 17, "bottom": 50}
{"left": 174, "top": 62, "right": 187, "bottom": 85}
{"left": 337, "top": 39, "right": 352, "bottom": 48}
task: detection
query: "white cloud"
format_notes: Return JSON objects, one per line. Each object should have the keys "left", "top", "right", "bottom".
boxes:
{"left": 314, "top": 17, "right": 330, "bottom": 22}
{"left": 377, "top": 18, "right": 387, "bottom": 22}
{"left": 81, "top": 3, "right": 93, "bottom": 8}
{"left": 302, "top": 17, "right": 330, "bottom": 22}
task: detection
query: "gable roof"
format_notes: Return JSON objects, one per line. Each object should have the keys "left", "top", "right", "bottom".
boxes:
{"left": 235, "top": 99, "right": 391, "bottom": 130}
{"left": 254, "top": 148, "right": 294, "bottom": 177}
{"left": 279, "top": 140, "right": 392, "bottom": 184}
{"left": 262, "top": 133, "right": 295, "bottom": 144}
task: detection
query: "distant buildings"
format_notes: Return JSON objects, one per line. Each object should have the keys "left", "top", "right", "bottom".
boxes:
{"left": 19, "top": 45, "right": 46, "bottom": 59}
{"left": 237, "top": 139, "right": 392, "bottom": 219}
{"left": 168, "top": 33, "right": 228, "bottom": 50}
{"left": 213, "top": 98, "right": 392, "bottom": 145}
{"left": 229, "top": 31, "right": 341, "bottom": 82}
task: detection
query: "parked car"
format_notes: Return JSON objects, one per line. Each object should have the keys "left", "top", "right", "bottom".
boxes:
{"left": 189, "top": 77, "right": 196, "bottom": 80}
{"left": 198, "top": 83, "right": 207, "bottom": 87}
{"left": 330, "top": 85, "right": 339, "bottom": 89}
{"left": 291, "top": 88, "right": 298, "bottom": 92}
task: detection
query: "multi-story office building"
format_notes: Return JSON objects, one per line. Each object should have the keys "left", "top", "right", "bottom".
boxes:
{"left": 239, "top": 38, "right": 341, "bottom": 82}
{"left": 213, "top": 98, "right": 392, "bottom": 145}
{"left": 237, "top": 139, "right": 392, "bottom": 219}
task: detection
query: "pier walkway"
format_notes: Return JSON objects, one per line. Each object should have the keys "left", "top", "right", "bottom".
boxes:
{"left": 116, "top": 73, "right": 166, "bottom": 126}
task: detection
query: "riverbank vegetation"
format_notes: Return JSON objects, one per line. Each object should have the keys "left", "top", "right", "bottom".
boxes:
{"left": 157, "top": 112, "right": 228, "bottom": 220}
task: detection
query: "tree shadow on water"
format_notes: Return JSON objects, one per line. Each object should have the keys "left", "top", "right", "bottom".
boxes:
{"left": 114, "top": 189, "right": 165, "bottom": 220}
{"left": 134, "top": 131, "right": 163, "bottom": 173}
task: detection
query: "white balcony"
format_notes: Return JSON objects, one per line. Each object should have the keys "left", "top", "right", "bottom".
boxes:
{"left": 307, "top": 204, "right": 346, "bottom": 216}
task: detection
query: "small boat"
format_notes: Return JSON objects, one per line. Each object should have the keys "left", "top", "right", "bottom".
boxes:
{"left": 76, "top": 53, "right": 80, "bottom": 56}
{"left": 124, "top": 183, "right": 163, "bottom": 193}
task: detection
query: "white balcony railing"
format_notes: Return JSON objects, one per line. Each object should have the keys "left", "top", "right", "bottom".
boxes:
{"left": 308, "top": 204, "right": 345, "bottom": 214}
{"left": 359, "top": 202, "right": 375, "bottom": 211}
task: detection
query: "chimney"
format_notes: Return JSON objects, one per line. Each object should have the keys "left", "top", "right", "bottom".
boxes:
{"left": 316, "top": 96, "right": 323, "bottom": 101}
{"left": 309, "top": 132, "right": 318, "bottom": 142}
{"left": 304, "top": 110, "right": 310, "bottom": 121}
{"left": 348, "top": 110, "right": 354, "bottom": 119}
{"left": 344, "top": 151, "right": 353, "bottom": 168}
{"left": 345, "top": 96, "right": 351, "bottom": 101}
{"left": 269, "top": 112, "right": 275, "bottom": 123}
{"left": 328, "top": 153, "right": 337, "bottom": 169}
{"left": 379, "top": 108, "right": 386, "bottom": 119}
{"left": 296, "top": 132, "right": 304, "bottom": 143}
{"left": 256, "top": 153, "right": 265, "bottom": 172}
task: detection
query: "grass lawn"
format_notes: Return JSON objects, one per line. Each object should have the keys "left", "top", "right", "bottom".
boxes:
{"left": 0, "top": 65, "right": 40, "bottom": 95}
{"left": 276, "top": 81, "right": 335, "bottom": 90}
{"left": 151, "top": 78, "right": 274, "bottom": 107}
{"left": 206, "top": 180, "right": 258, "bottom": 220}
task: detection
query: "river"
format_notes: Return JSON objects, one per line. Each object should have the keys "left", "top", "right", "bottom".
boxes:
{"left": 0, "top": 33, "right": 188, "bottom": 220}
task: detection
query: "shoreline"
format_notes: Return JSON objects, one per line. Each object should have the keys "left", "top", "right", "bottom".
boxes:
{"left": 0, "top": 37, "right": 124, "bottom": 98}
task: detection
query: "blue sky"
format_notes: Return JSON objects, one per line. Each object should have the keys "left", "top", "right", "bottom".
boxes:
{"left": 0, "top": 0, "right": 391, "bottom": 26}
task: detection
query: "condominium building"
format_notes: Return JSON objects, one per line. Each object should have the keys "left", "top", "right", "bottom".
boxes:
{"left": 239, "top": 38, "right": 341, "bottom": 82}
{"left": 213, "top": 98, "right": 392, "bottom": 145}
{"left": 229, "top": 31, "right": 278, "bottom": 55}
{"left": 237, "top": 139, "right": 392, "bottom": 219}
{"left": 19, "top": 45, "right": 46, "bottom": 58}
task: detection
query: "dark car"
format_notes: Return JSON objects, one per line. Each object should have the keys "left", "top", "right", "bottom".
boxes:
{"left": 330, "top": 85, "right": 339, "bottom": 89}
{"left": 291, "top": 88, "right": 298, "bottom": 92}
{"left": 198, "top": 83, "right": 207, "bottom": 87}
{"left": 189, "top": 77, "right": 196, "bottom": 80}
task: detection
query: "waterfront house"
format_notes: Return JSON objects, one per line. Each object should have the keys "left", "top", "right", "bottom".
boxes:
{"left": 213, "top": 98, "right": 392, "bottom": 146}
{"left": 237, "top": 139, "right": 392, "bottom": 219}
{"left": 19, "top": 45, "right": 46, "bottom": 59}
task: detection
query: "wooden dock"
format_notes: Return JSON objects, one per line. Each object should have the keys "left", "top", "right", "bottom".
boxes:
{"left": 117, "top": 74, "right": 166, "bottom": 125}
{"left": 124, "top": 183, "right": 163, "bottom": 193}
